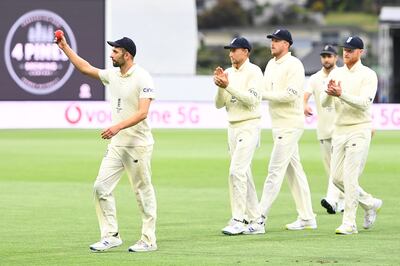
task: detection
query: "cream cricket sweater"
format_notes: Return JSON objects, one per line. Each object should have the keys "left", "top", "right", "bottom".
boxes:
{"left": 262, "top": 52, "right": 305, "bottom": 129}
{"left": 321, "top": 60, "right": 377, "bottom": 134}
{"left": 215, "top": 59, "right": 263, "bottom": 123}
{"left": 306, "top": 67, "right": 336, "bottom": 139}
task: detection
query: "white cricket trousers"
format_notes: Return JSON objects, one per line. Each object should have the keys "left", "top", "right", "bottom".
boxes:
{"left": 227, "top": 120, "right": 261, "bottom": 222}
{"left": 94, "top": 144, "right": 157, "bottom": 245}
{"left": 260, "top": 128, "right": 315, "bottom": 220}
{"left": 330, "top": 129, "right": 376, "bottom": 227}
{"left": 319, "top": 138, "right": 344, "bottom": 204}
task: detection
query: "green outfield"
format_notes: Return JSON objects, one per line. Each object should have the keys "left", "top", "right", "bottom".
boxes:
{"left": 0, "top": 129, "right": 399, "bottom": 265}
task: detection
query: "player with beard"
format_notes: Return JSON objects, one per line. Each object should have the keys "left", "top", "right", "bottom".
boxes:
{"left": 56, "top": 35, "right": 158, "bottom": 252}
{"left": 321, "top": 36, "right": 382, "bottom": 234}
{"left": 304, "top": 45, "right": 345, "bottom": 214}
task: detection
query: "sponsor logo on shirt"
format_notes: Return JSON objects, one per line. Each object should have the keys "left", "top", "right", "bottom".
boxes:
{"left": 287, "top": 87, "right": 298, "bottom": 95}
{"left": 249, "top": 88, "right": 258, "bottom": 97}
{"left": 143, "top": 88, "right": 153, "bottom": 93}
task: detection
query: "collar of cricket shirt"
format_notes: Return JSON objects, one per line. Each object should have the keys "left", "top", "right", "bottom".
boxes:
{"left": 118, "top": 64, "right": 136, "bottom": 77}
{"left": 275, "top": 52, "right": 291, "bottom": 64}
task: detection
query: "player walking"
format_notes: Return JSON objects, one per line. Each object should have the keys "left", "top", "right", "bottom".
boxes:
{"left": 246, "top": 29, "right": 317, "bottom": 233}
{"left": 56, "top": 35, "right": 158, "bottom": 251}
{"left": 321, "top": 36, "right": 382, "bottom": 234}
{"left": 304, "top": 45, "right": 345, "bottom": 214}
{"left": 214, "top": 37, "right": 265, "bottom": 235}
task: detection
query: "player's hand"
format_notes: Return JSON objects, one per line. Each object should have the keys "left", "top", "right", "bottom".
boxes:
{"left": 326, "top": 80, "right": 342, "bottom": 97}
{"left": 213, "top": 67, "right": 229, "bottom": 88}
{"left": 101, "top": 125, "right": 121, "bottom": 139}
{"left": 214, "top": 66, "right": 224, "bottom": 76}
{"left": 54, "top": 34, "right": 67, "bottom": 49}
{"left": 304, "top": 105, "right": 313, "bottom": 116}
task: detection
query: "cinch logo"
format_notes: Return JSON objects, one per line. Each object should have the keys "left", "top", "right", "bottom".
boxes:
{"left": 4, "top": 9, "right": 77, "bottom": 95}
{"left": 143, "top": 88, "right": 153, "bottom": 93}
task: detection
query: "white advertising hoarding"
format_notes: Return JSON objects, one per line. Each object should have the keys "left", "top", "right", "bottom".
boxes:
{"left": 1, "top": 101, "right": 400, "bottom": 130}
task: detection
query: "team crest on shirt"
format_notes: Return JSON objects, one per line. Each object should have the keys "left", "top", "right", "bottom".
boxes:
{"left": 230, "top": 96, "right": 237, "bottom": 103}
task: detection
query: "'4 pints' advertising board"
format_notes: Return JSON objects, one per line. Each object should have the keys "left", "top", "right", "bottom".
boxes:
{"left": 0, "top": 0, "right": 105, "bottom": 100}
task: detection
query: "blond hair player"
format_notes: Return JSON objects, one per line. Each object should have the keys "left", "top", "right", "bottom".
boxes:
{"left": 214, "top": 37, "right": 265, "bottom": 235}
{"left": 56, "top": 35, "right": 158, "bottom": 251}
{"left": 304, "top": 45, "right": 345, "bottom": 214}
{"left": 246, "top": 29, "right": 316, "bottom": 233}
{"left": 321, "top": 36, "right": 382, "bottom": 235}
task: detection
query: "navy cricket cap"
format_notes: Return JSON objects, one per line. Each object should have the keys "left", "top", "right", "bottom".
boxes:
{"left": 320, "top": 44, "right": 337, "bottom": 56}
{"left": 341, "top": 36, "right": 364, "bottom": 50}
{"left": 224, "top": 37, "right": 252, "bottom": 52}
{"left": 267, "top": 29, "right": 293, "bottom": 45}
{"left": 107, "top": 37, "right": 136, "bottom": 57}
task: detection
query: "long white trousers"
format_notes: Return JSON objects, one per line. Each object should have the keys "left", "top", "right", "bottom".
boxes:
{"left": 260, "top": 128, "right": 315, "bottom": 221}
{"left": 94, "top": 144, "right": 157, "bottom": 245}
{"left": 330, "top": 129, "right": 375, "bottom": 226}
{"left": 227, "top": 120, "right": 261, "bottom": 222}
{"left": 319, "top": 138, "right": 344, "bottom": 204}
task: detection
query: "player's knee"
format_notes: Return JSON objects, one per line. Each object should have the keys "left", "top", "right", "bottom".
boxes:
{"left": 93, "top": 180, "right": 107, "bottom": 197}
{"left": 332, "top": 178, "right": 342, "bottom": 189}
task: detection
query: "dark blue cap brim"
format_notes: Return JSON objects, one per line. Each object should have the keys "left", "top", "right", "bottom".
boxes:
{"left": 266, "top": 34, "right": 293, "bottom": 45}
{"left": 320, "top": 51, "right": 336, "bottom": 55}
{"left": 223, "top": 45, "right": 250, "bottom": 51}
{"left": 341, "top": 44, "right": 362, "bottom": 49}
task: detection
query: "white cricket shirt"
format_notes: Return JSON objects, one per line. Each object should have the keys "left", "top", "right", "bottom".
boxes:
{"left": 99, "top": 64, "right": 156, "bottom": 146}
{"left": 215, "top": 59, "right": 263, "bottom": 123}
{"left": 262, "top": 52, "right": 305, "bottom": 129}
{"left": 321, "top": 60, "right": 377, "bottom": 134}
{"left": 306, "top": 67, "right": 335, "bottom": 139}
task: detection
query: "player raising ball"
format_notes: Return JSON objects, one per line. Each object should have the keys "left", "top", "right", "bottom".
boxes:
{"left": 55, "top": 31, "right": 158, "bottom": 252}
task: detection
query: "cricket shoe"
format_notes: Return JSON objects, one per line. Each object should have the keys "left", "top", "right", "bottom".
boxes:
{"left": 89, "top": 235, "right": 122, "bottom": 252}
{"left": 221, "top": 218, "right": 246, "bottom": 235}
{"left": 321, "top": 198, "right": 337, "bottom": 214}
{"left": 243, "top": 217, "right": 266, "bottom": 235}
{"left": 128, "top": 240, "right": 157, "bottom": 252}
{"left": 363, "top": 198, "right": 383, "bottom": 229}
{"left": 335, "top": 224, "right": 358, "bottom": 235}
{"left": 285, "top": 218, "right": 317, "bottom": 230}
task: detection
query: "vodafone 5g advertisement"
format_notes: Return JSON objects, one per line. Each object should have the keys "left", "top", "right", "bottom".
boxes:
{"left": 0, "top": 0, "right": 105, "bottom": 100}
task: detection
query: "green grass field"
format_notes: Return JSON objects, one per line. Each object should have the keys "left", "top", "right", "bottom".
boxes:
{"left": 1, "top": 129, "right": 399, "bottom": 265}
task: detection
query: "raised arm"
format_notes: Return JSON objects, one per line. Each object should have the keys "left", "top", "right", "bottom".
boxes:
{"left": 56, "top": 34, "right": 101, "bottom": 80}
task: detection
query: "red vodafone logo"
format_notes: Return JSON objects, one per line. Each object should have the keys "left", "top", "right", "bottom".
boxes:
{"left": 65, "top": 103, "right": 82, "bottom": 124}
{"left": 64, "top": 103, "right": 111, "bottom": 125}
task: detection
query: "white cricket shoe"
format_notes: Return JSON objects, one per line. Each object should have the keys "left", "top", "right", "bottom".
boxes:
{"left": 321, "top": 198, "right": 337, "bottom": 214}
{"left": 221, "top": 218, "right": 245, "bottom": 235}
{"left": 89, "top": 235, "right": 122, "bottom": 252}
{"left": 243, "top": 217, "right": 266, "bottom": 235}
{"left": 128, "top": 240, "right": 157, "bottom": 252}
{"left": 363, "top": 198, "right": 383, "bottom": 229}
{"left": 335, "top": 224, "right": 358, "bottom": 235}
{"left": 285, "top": 218, "right": 317, "bottom": 230}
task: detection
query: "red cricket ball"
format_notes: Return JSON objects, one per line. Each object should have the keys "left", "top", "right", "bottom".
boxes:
{"left": 55, "top": 30, "right": 64, "bottom": 41}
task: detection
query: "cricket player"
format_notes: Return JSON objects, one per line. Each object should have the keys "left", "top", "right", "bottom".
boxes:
{"left": 304, "top": 45, "right": 345, "bottom": 214}
{"left": 214, "top": 37, "right": 265, "bottom": 235}
{"left": 321, "top": 36, "right": 382, "bottom": 235}
{"left": 247, "top": 29, "right": 316, "bottom": 233}
{"left": 56, "top": 35, "right": 158, "bottom": 251}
